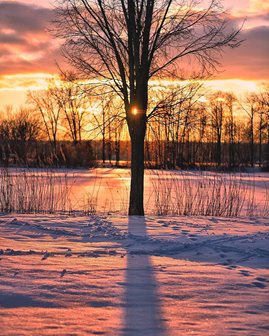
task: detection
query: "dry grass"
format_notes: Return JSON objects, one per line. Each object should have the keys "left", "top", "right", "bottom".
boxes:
{"left": 150, "top": 170, "right": 267, "bottom": 217}
{"left": 1, "top": 167, "right": 269, "bottom": 217}
{"left": 0, "top": 168, "right": 129, "bottom": 215}
{"left": 0, "top": 168, "right": 73, "bottom": 214}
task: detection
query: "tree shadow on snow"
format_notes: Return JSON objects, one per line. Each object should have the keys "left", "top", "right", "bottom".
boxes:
{"left": 122, "top": 216, "right": 165, "bottom": 336}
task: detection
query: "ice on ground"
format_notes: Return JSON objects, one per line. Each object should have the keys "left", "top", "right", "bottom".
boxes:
{"left": 0, "top": 214, "right": 269, "bottom": 335}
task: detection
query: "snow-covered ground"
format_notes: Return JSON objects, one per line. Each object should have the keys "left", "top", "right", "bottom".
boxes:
{"left": 1, "top": 213, "right": 269, "bottom": 335}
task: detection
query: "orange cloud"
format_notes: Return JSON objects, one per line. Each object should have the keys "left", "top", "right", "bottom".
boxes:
{"left": 0, "top": 0, "right": 268, "bottom": 111}
{"left": 0, "top": 73, "right": 55, "bottom": 109}
{"left": 249, "top": 0, "right": 269, "bottom": 12}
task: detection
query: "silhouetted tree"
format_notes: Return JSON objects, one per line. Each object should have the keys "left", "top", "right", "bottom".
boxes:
{"left": 0, "top": 107, "right": 40, "bottom": 164}
{"left": 209, "top": 92, "right": 225, "bottom": 166}
{"left": 54, "top": 0, "right": 240, "bottom": 215}
{"left": 224, "top": 93, "right": 236, "bottom": 168}
{"left": 28, "top": 81, "right": 62, "bottom": 154}
{"left": 56, "top": 71, "right": 89, "bottom": 144}
{"left": 244, "top": 94, "right": 258, "bottom": 167}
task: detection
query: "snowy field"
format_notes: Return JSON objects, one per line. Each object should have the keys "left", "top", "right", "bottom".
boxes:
{"left": 0, "top": 169, "right": 269, "bottom": 335}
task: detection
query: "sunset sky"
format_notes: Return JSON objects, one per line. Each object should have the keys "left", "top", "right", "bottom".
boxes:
{"left": 0, "top": 0, "right": 269, "bottom": 109}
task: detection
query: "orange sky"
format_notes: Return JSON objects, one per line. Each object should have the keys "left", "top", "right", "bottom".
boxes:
{"left": 0, "top": 0, "right": 269, "bottom": 109}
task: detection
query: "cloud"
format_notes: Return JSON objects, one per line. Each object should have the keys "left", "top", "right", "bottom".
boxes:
{"left": 0, "top": 1, "right": 61, "bottom": 75}
{"left": 0, "top": 34, "right": 25, "bottom": 44}
{"left": 229, "top": 0, "right": 269, "bottom": 18}
{"left": 219, "top": 26, "right": 269, "bottom": 80}
{"left": 0, "top": 1, "right": 52, "bottom": 33}
{"left": 249, "top": 0, "right": 269, "bottom": 13}
{"left": 0, "top": 1, "right": 268, "bottom": 82}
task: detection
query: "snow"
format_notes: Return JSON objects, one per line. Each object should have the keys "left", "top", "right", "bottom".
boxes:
{"left": 1, "top": 212, "right": 269, "bottom": 335}
{"left": 1, "top": 168, "right": 269, "bottom": 335}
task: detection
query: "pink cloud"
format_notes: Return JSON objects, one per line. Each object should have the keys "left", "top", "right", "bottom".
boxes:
{"left": 0, "top": 1, "right": 268, "bottom": 81}
{"left": 0, "top": 1, "right": 61, "bottom": 75}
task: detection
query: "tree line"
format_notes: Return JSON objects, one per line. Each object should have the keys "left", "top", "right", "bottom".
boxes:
{"left": 1, "top": 79, "right": 269, "bottom": 169}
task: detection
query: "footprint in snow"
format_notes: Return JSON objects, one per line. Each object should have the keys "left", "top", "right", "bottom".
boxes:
{"left": 60, "top": 269, "right": 67, "bottom": 278}
{"left": 239, "top": 270, "right": 251, "bottom": 276}
{"left": 65, "top": 249, "right": 72, "bottom": 257}
{"left": 41, "top": 251, "right": 51, "bottom": 260}
{"left": 252, "top": 281, "right": 267, "bottom": 289}
{"left": 255, "top": 277, "right": 268, "bottom": 283}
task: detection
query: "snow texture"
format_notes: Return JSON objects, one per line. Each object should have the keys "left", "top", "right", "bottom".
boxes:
{"left": 0, "top": 213, "right": 269, "bottom": 335}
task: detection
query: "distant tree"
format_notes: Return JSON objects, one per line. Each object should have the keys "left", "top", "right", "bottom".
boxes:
{"left": 209, "top": 92, "right": 226, "bottom": 166}
{"left": 28, "top": 81, "right": 62, "bottom": 153}
{"left": 192, "top": 102, "right": 208, "bottom": 164}
{"left": 110, "top": 99, "right": 125, "bottom": 166}
{"left": 0, "top": 107, "right": 40, "bottom": 164}
{"left": 88, "top": 90, "right": 122, "bottom": 164}
{"left": 55, "top": 71, "right": 89, "bottom": 144}
{"left": 146, "top": 83, "right": 200, "bottom": 168}
{"left": 244, "top": 94, "right": 259, "bottom": 167}
{"left": 54, "top": 0, "right": 241, "bottom": 215}
{"left": 224, "top": 93, "right": 237, "bottom": 168}
{"left": 258, "top": 90, "right": 269, "bottom": 164}
{"left": 12, "top": 108, "right": 40, "bottom": 142}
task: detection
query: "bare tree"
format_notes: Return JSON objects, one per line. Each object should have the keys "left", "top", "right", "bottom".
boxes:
{"left": 191, "top": 102, "right": 208, "bottom": 165}
{"left": 88, "top": 89, "right": 124, "bottom": 164}
{"left": 0, "top": 107, "right": 40, "bottom": 164}
{"left": 224, "top": 93, "right": 236, "bottom": 168}
{"left": 92, "top": 93, "right": 112, "bottom": 164}
{"left": 56, "top": 71, "right": 89, "bottom": 144}
{"left": 244, "top": 94, "right": 258, "bottom": 167}
{"left": 147, "top": 83, "right": 201, "bottom": 168}
{"left": 209, "top": 92, "right": 226, "bottom": 166}
{"left": 54, "top": 0, "right": 240, "bottom": 215}
{"left": 245, "top": 90, "right": 269, "bottom": 167}
{"left": 258, "top": 90, "right": 269, "bottom": 165}
{"left": 28, "top": 81, "right": 62, "bottom": 154}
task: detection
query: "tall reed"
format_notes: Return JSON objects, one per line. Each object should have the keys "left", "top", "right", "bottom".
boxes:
{"left": 150, "top": 170, "right": 260, "bottom": 216}
{"left": 1, "top": 167, "right": 269, "bottom": 217}
{"left": 0, "top": 168, "right": 73, "bottom": 213}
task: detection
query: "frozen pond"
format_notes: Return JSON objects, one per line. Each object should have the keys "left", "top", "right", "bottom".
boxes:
{"left": 2, "top": 168, "right": 269, "bottom": 216}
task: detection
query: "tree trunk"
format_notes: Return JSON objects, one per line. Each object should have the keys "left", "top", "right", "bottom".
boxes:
{"left": 259, "top": 131, "right": 262, "bottom": 167}
{"left": 102, "top": 135, "right": 106, "bottom": 164}
{"left": 128, "top": 115, "right": 146, "bottom": 216}
{"left": 115, "top": 139, "right": 120, "bottom": 166}
{"left": 216, "top": 134, "right": 221, "bottom": 166}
